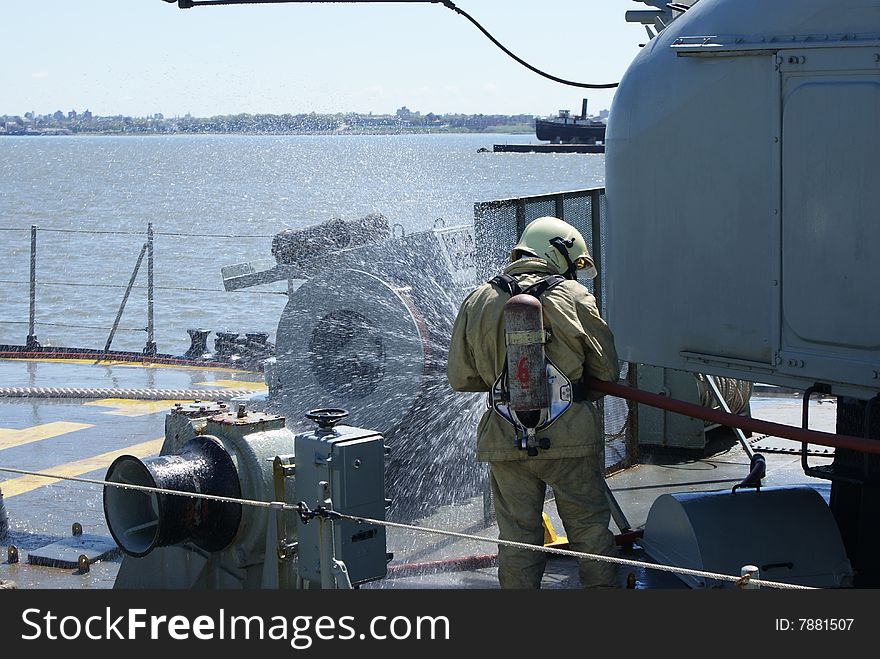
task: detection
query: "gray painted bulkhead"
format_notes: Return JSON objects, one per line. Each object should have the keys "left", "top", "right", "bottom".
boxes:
{"left": 606, "top": 0, "right": 880, "bottom": 400}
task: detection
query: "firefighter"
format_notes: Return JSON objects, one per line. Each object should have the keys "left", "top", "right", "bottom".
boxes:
{"left": 447, "top": 216, "right": 620, "bottom": 588}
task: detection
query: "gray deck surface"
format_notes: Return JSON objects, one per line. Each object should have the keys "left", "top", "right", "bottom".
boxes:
{"left": 0, "top": 359, "right": 839, "bottom": 590}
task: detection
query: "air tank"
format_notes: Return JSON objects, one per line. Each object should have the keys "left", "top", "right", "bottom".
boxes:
{"left": 504, "top": 293, "right": 549, "bottom": 425}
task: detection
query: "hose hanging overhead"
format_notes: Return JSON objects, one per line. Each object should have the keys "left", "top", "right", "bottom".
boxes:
{"left": 162, "top": 0, "right": 620, "bottom": 88}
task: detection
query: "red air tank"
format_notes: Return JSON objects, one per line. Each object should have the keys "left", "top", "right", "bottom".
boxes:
{"left": 504, "top": 293, "right": 548, "bottom": 422}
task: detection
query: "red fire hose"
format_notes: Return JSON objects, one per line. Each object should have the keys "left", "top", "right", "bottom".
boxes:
{"left": 585, "top": 377, "right": 880, "bottom": 456}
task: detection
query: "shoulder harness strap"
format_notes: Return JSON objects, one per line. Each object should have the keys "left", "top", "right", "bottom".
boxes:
{"left": 521, "top": 274, "right": 566, "bottom": 299}
{"left": 488, "top": 273, "right": 565, "bottom": 299}
{"left": 488, "top": 273, "right": 521, "bottom": 296}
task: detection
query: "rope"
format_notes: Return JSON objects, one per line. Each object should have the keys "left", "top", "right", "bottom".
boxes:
{"left": 695, "top": 374, "right": 753, "bottom": 416}
{"left": 0, "top": 387, "right": 258, "bottom": 400}
{"left": 0, "top": 466, "right": 285, "bottom": 510}
{"left": 0, "top": 464, "right": 815, "bottom": 590}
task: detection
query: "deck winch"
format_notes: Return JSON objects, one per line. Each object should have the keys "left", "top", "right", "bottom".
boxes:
{"left": 105, "top": 401, "right": 299, "bottom": 588}
{"left": 103, "top": 401, "right": 388, "bottom": 589}
{"left": 104, "top": 434, "right": 242, "bottom": 557}
{"left": 222, "top": 215, "right": 483, "bottom": 519}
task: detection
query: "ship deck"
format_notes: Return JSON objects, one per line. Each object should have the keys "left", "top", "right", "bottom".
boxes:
{"left": 0, "top": 357, "right": 838, "bottom": 590}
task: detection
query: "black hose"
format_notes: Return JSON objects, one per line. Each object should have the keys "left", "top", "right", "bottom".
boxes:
{"left": 168, "top": 0, "right": 620, "bottom": 89}
{"left": 732, "top": 453, "right": 766, "bottom": 494}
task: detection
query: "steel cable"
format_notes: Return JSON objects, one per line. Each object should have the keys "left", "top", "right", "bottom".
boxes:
{"left": 0, "top": 464, "right": 815, "bottom": 590}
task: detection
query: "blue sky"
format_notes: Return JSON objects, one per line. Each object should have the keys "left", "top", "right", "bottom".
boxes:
{"left": 2, "top": 1, "right": 648, "bottom": 118}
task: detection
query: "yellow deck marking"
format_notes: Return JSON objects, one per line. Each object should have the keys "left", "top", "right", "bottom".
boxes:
{"left": 0, "top": 437, "right": 163, "bottom": 498}
{"left": 0, "top": 421, "right": 94, "bottom": 452}
{"left": 195, "top": 379, "right": 267, "bottom": 391}
{"left": 84, "top": 398, "right": 191, "bottom": 417}
{"left": 109, "top": 362, "right": 247, "bottom": 373}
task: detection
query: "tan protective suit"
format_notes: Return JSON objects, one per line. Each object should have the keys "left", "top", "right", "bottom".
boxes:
{"left": 447, "top": 257, "right": 620, "bottom": 587}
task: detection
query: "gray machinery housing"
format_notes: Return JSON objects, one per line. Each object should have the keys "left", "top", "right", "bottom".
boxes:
{"left": 637, "top": 366, "right": 752, "bottom": 452}
{"left": 294, "top": 412, "right": 388, "bottom": 586}
{"left": 106, "top": 402, "right": 301, "bottom": 589}
{"left": 223, "top": 216, "right": 485, "bottom": 520}
{"left": 640, "top": 485, "right": 853, "bottom": 588}
{"left": 103, "top": 402, "right": 388, "bottom": 589}
{"left": 606, "top": 0, "right": 880, "bottom": 401}
{"left": 608, "top": 0, "right": 880, "bottom": 586}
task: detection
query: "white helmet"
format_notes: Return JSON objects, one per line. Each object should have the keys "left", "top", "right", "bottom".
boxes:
{"left": 511, "top": 216, "right": 597, "bottom": 279}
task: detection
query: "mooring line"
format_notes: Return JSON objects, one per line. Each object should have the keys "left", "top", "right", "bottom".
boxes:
{"left": 0, "top": 464, "right": 814, "bottom": 590}
{"left": 0, "top": 387, "right": 258, "bottom": 400}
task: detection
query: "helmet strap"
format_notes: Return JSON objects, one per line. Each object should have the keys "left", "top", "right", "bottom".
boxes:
{"left": 549, "top": 237, "right": 577, "bottom": 280}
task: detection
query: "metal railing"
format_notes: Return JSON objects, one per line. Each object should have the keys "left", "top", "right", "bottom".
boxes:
{"left": 2, "top": 223, "right": 157, "bottom": 355}
{"left": 0, "top": 223, "right": 286, "bottom": 357}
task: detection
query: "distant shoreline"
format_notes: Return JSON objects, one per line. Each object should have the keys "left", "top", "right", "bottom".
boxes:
{"left": 0, "top": 128, "right": 535, "bottom": 137}
{"left": 2, "top": 110, "right": 539, "bottom": 138}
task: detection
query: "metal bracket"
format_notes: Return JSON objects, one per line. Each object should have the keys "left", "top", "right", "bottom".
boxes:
{"left": 295, "top": 501, "right": 341, "bottom": 524}
{"left": 331, "top": 559, "right": 353, "bottom": 590}
{"left": 799, "top": 383, "right": 851, "bottom": 482}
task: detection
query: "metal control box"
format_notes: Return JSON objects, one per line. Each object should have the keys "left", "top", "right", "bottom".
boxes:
{"left": 294, "top": 423, "right": 387, "bottom": 586}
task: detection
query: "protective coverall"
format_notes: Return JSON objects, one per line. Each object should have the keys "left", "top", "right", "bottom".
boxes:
{"left": 447, "top": 257, "right": 620, "bottom": 588}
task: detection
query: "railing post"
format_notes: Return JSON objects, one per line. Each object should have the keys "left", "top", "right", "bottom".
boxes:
{"left": 144, "top": 223, "right": 157, "bottom": 356}
{"left": 515, "top": 198, "right": 526, "bottom": 237}
{"left": 103, "top": 242, "right": 147, "bottom": 357}
{"left": 590, "top": 189, "right": 604, "bottom": 314}
{"left": 26, "top": 225, "right": 40, "bottom": 350}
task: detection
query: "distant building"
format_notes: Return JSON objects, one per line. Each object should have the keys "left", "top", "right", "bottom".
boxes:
{"left": 3, "top": 120, "right": 25, "bottom": 135}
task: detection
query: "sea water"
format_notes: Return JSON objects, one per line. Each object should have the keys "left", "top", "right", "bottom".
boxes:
{"left": 0, "top": 133, "right": 604, "bottom": 355}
